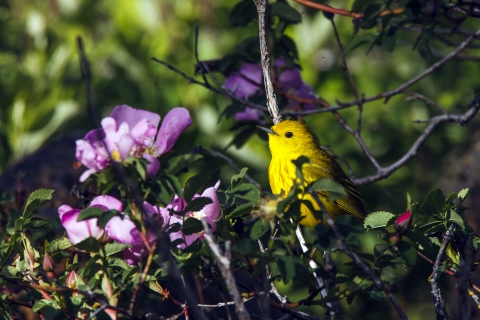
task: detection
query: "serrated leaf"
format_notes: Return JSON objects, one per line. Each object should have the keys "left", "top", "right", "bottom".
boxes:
{"left": 75, "top": 237, "right": 100, "bottom": 252}
{"left": 32, "top": 299, "right": 58, "bottom": 312}
{"left": 102, "top": 243, "right": 130, "bottom": 257}
{"left": 270, "top": 2, "right": 302, "bottom": 24}
{"left": 458, "top": 188, "right": 470, "bottom": 203}
{"left": 184, "top": 197, "right": 213, "bottom": 214}
{"left": 23, "top": 189, "right": 54, "bottom": 220}
{"left": 231, "top": 167, "right": 249, "bottom": 189}
{"left": 309, "top": 178, "right": 347, "bottom": 201}
{"left": 364, "top": 211, "right": 395, "bottom": 229}
{"left": 229, "top": 0, "right": 257, "bottom": 27}
{"left": 182, "top": 218, "right": 204, "bottom": 236}
{"left": 97, "top": 210, "right": 121, "bottom": 229}
{"left": 48, "top": 237, "right": 72, "bottom": 254}
{"left": 77, "top": 207, "right": 106, "bottom": 221}
{"left": 277, "top": 255, "right": 305, "bottom": 284}
{"left": 449, "top": 209, "right": 465, "bottom": 230}
{"left": 421, "top": 188, "right": 445, "bottom": 216}
{"left": 229, "top": 183, "right": 260, "bottom": 203}
{"left": 23, "top": 217, "right": 52, "bottom": 231}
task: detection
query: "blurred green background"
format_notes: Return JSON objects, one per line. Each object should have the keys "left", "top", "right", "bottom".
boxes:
{"left": 1, "top": 0, "right": 479, "bottom": 319}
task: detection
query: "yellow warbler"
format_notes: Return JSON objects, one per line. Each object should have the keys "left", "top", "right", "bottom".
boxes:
{"left": 260, "top": 120, "right": 367, "bottom": 227}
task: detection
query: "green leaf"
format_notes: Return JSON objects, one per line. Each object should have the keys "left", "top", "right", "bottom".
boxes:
{"left": 48, "top": 237, "right": 72, "bottom": 254}
{"left": 398, "top": 242, "right": 416, "bottom": 266}
{"left": 233, "top": 239, "right": 258, "bottom": 255}
{"left": 360, "top": 4, "right": 385, "bottom": 29}
{"left": 458, "top": 188, "right": 470, "bottom": 203}
{"left": 277, "top": 255, "right": 306, "bottom": 284}
{"left": 77, "top": 207, "right": 106, "bottom": 221}
{"left": 75, "top": 237, "right": 100, "bottom": 252}
{"left": 0, "top": 309, "right": 10, "bottom": 320}
{"left": 164, "top": 154, "right": 203, "bottom": 175}
{"left": 23, "top": 217, "right": 52, "bottom": 231}
{"left": 32, "top": 299, "right": 58, "bottom": 312}
{"left": 23, "top": 189, "right": 54, "bottom": 220}
{"left": 164, "top": 174, "right": 185, "bottom": 199}
{"left": 344, "top": 34, "right": 375, "bottom": 55}
{"left": 229, "top": 183, "right": 260, "bottom": 203}
{"left": 414, "top": 220, "right": 444, "bottom": 234}
{"left": 231, "top": 167, "right": 249, "bottom": 189}
{"left": 182, "top": 218, "right": 204, "bottom": 235}
{"left": 102, "top": 243, "right": 130, "bottom": 257}
{"left": 421, "top": 188, "right": 445, "bottom": 217}
{"left": 250, "top": 220, "right": 270, "bottom": 240}
{"left": 405, "top": 231, "right": 434, "bottom": 252}
{"left": 365, "top": 31, "right": 384, "bottom": 55}
{"left": 184, "top": 197, "right": 213, "bottom": 214}
{"left": 364, "top": 211, "right": 395, "bottom": 229}
{"left": 270, "top": 2, "right": 302, "bottom": 24}
{"left": 229, "top": 0, "right": 257, "bottom": 27}
{"left": 449, "top": 209, "right": 465, "bottom": 230}
{"left": 184, "top": 169, "right": 218, "bottom": 201}
{"left": 382, "top": 26, "right": 397, "bottom": 53}
{"left": 97, "top": 210, "right": 121, "bottom": 229}
{"left": 309, "top": 178, "right": 347, "bottom": 201}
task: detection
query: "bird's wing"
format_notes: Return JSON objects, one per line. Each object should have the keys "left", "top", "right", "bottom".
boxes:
{"left": 304, "top": 160, "right": 368, "bottom": 220}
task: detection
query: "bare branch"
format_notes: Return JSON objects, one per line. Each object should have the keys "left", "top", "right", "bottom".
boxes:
{"left": 257, "top": 239, "right": 287, "bottom": 303}
{"left": 353, "top": 96, "right": 480, "bottom": 185}
{"left": 252, "top": 0, "right": 283, "bottom": 124}
{"left": 458, "top": 235, "right": 473, "bottom": 320}
{"left": 201, "top": 219, "right": 251, "bottom": 320}
{"left": 404, "top": 91, "right": 450, "bottom": 115}
{"left": 430, "top": 224, "right": 455, "bottom": 320}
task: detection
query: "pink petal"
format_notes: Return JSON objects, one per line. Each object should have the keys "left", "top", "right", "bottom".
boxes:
{"left": 142, "top": 154, "right": 160, "bottom": 177}
{"left": 58, "top": 205, "right": 73, "bottom": 217}
{"left": 110, "top": 105, "right": 161, "bottom": 131}
{"left": 224, "top": 63, "right": 263, "bottom": 98}
{"left": 201, "top": 181, "right": 221, "bottom": 222}
{"left": 234, "top": 107, "right": 264, "bottom": 123}
{"left": 90, "top": 195, "right": 123, "bottom": 212}
{"left": 105, "top": 215, "right": 144, "bottom": 246}
{"left": 155, "top": 108, "right": 192, "bottom": 155}
{"left": 123, "top": 246, "right": 147, "bottom": 266}
{"left": 275, "top": 58, "right": 303, "bottom": 91}
{"left": 61, "top": 210, "right": 104, "bottom": 245}
{"left": 79, "top": 169, "right": 96, "bottom": 183}
{"left": 117, "top": 134, "right": 135, "bottom": 159}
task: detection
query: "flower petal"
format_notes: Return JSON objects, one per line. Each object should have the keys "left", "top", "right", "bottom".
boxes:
{"left": 155, "top": 108, "right": 192, "bottom": 155}
{"left": 61, "top": 209, "right": 104, "bottom": 245}
{"left": 142, "top": 153, "right": 160, "bottom": 177}
{"left": 224, "top": 63, "right": 262, "bottom": 98}
{"left": 110, "top": 105, "right": 161, "bottom": 131}
{"left": 234, "top": 107, "right": 263, "bottom": 124}
{"left": 90, "top": 195, "right": 123, "bottom": 212}
{"left": 105, "top": 215, "right": 144, "bottom": 246}
{"left": 123, "top": 246, "right": 147, "bottom": 266}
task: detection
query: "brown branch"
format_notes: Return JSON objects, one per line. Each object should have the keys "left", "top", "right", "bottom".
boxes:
{"left": 294, "top": 0, "right": 405, "bottom": 18}
{"left": 253, "top": 0, "right": 283, "bottom": 124}
{"left": 429, "top": 224, "right": 455, "bottom": 320}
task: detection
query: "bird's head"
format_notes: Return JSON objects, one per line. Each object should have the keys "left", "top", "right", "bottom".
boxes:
{"left": 258, "top": 120, "right": 318, "bottom": 156}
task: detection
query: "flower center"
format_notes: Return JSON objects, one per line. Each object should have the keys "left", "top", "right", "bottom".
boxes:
{"left": 111, "top": 150, "right": 122, "bottom": 162}
{"left": 191, "top": 210, "right": 207, "bottom": 220}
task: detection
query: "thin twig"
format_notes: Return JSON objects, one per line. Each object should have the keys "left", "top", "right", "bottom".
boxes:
{"left": 129, "top": 242, "right": 158, "bottom": 315}
{"left": 253, "top": 0, "right": 283, "bottom": 124}
{"left": 294, "top": 0, "right": 405, "bottom": 18}
{"left": 430, "top": 224, "right": 455, "bottom": 320}
{"left": 404, "top": 91, "right": 450, "bottom": 115}
{"left": 308, "top": 191, "right": 409, "bottom": 320}
{"left": 76, "top": 36, "right": 99, "bottom": 127}
{"left": 257, "top": 239, "right": 287, "bottom": 303}
{"left": 458, "top": 235, "right": 473, "bottom": 320}
{"left": 201, "top": 219, "right": 251, "bottom": 320}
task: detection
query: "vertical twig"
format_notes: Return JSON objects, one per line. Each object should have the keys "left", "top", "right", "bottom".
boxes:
{"left": 430, "top": 224, "right": 455, "bottom": 320}
{"left": 458, "top": 235, "right": 473, "bottom": 320}
{"left": 253, "top": 0, "right": 283, "bottom": 124}
{"left": 201, "top": 219, "right": 251, "bottom": 320}
{"left": 257, "top": 239, "right": 287, "bottom": 303}
{"left": 76, "top": 36, "right": 99, "bottom": 127}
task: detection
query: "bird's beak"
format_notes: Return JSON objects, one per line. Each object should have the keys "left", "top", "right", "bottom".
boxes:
{"left": 257, "top": 126, "right": 278, "bottom": 136}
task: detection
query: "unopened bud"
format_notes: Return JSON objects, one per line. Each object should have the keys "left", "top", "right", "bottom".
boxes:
{"left": 43, "top": 254, "right": 55, "bottom": 271}
{"left": 394, "top": 211, "right": 413, "bottom": 235}
{"left": 66, "top": 270, "right": 80, "bottom": 289}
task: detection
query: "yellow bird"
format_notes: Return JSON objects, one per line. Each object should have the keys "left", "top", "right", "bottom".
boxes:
{"left": 259, "top": 120, "right": 368, "bottom": 228}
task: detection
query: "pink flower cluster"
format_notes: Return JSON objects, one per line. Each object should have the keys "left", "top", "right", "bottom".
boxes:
{"left": 224, "top": 59, "right": 318, "bottom": 123}
{"left": 76, "top": 105, "right": 192, "bottom": 182}
{"left": 58, "top": 182, "right": 220, "bottom": 265}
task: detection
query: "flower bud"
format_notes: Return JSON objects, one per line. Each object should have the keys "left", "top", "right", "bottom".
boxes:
{"left": 66, "top": 270, "right": 80, "bottom": 289}
{"left": 394, "top": 210, "right": 413, "bottom": 235}
{"left": 43, "top": 254, "right": 55, "bottom": 271}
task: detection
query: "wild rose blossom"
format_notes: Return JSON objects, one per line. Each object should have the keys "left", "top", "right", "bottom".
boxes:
{"left": 161, "top": 181, "right": 221, "bottom": 249}
{"left": 224, "top": 59, "right": 318, "bottom": 123}
{"left": 75, "top": 105, "right": 192, "bottom": 182}
{"left": 394, "top": 210, "right": 413, "bottom": 235}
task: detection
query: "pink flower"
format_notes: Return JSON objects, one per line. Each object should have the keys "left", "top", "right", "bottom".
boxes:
{"left": 76, "top": 105, "right": 192, "bottom": 182}
{"left": 394, "top": 210, "right": 413, "bottom": 235}
{"left": 58, "top": 203, "right": 107, "bottom": 245}
{"left": 224, "top": 59, "right": 318, "bottom": 123}
{"left": 162, "top": 181, "right": 221, "bottom": 249}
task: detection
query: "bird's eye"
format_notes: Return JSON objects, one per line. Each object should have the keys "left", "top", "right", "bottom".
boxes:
{"left": 285, "top": 132, "right": 293, "bottom": 138}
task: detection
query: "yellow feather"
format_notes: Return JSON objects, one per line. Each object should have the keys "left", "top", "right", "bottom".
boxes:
{"left": 266, "top": 120, "right": 367, "bottom": 227}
